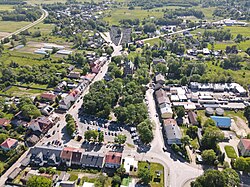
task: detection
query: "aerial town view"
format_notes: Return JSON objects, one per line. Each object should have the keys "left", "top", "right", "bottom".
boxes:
{"left": 0, "top": 0, "right": 249, "bottom": 186}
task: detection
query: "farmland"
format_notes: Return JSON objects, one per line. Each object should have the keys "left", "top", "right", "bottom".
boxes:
{"left": 103, "top": 7, "right": 164, "bottom": 25}
{"left": 0, "top": 21, "right": 31, "bottom": 33}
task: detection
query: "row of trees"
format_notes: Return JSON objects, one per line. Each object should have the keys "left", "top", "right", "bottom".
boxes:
{"left": 84, "top": 130, "right": 104, "bottom": 143}
{"left": 65, "top": 114, "right": 76, "bottom": 138}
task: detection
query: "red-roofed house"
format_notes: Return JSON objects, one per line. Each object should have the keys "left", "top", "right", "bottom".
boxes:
{"left": 238, "top": 139, "right": 250, "bottom": 156}
{"left": 1, "top": 138, "right": 18, "bottom": 151}
{"left": 40, "top": 92, "right": 57, "bottom": 103}
{"left": 60, "top": 147, "right": 78, "bottom": 166}
{"left": 0, "top": 118, "right": 10, "bottom": 129}
{"left": 68, "top": 89, "right": 80, "bottom": 102}
{"left": 104, "top": 151, "right": 122, "bottom": 169}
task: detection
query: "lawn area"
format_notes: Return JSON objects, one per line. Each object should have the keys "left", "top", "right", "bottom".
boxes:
{"left": 69, "top": 173, "right": 78, "bottom": 181}
{"left": 1, "top": 86, "right": 45, "bottom": 97}
{"left": 103, "top": 7, "right": 164, "bottom": 25}
{"left": 224, "top": 145, "right": 237, "bottom": 158}
{"left": 145, "top": 38, "right": 161, "bottom": 46}
{"left": 225, "top": 26, "right": 250, "bottom": 37}
{"left": 0, "top": 21, "right": 31, "bottom": 33}
{"left": 138, "top": 161, "right": 164, "bottom": 187}
{"left": 0, "top": 5, "right": 14, "bottom": 11}
{"left": 121, "top": 177, "right": 132, "bottom": 186}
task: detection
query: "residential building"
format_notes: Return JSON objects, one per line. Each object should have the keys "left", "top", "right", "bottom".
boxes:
{"left": 59, "top": 95, "right": 72, "bottom": 110}
{"left": 60, "top": 147, "right": 75, "bottom": 167}
{"left": 104, "top": 152, "right": 122, "bottom": 169}
{"left": 68, "top": 72, "right": 81, "bottom": 79}
{"left": 1, "top": 138, "right": 18, "bottom": 151}
{"left": 28, "top": 116, "right": 53, "bottom": 133}
{"left": 41, "top": 105, "right": 54, "bottom": 116}
{"left": 81, "top": 154, "right": 104, "bottom": 169}
{"left": 163, "top": 119, "right": 182, "bottom": 145}
{"left": 155, "top": 74, "right": 165, "bottom": 85}
{"left": 160, "top": 104, "right": 173, "bottom": 119}
{"left": 68, "top": 89, "right": 80, "bottom": 102}
{"left": 71, "top": 150, "right": 82, "bottom": 166}
{"left": 57, "top": 181, "right": 76, "bottom": 187}
{"left": 123, "top": 157, "right": 138, "bottom": 174}
{"left": 238, "top": 139, "right": 250, "bottom": 157}
{"left": 188, "top": 111, "right": 198, "bottom": 126}
{"left": 29, "top": 146, "right": 62, "bottom": 166}
{"left": 54, "top": 81, "right": 67, "bottom": 92}
{"left": 153, "top": 58, "right": 166, "bottom": 65}
{"left": 211, "top": 116, "right": 231, "bottom": 129}
{"left": 0, "top": 118, "right": 10, "bottom": 129}
{"left": 40, "top": 92, "right": 57, "bottom": 103}
{"left": 123, "top": 61, "right": 134, "bottom": 76}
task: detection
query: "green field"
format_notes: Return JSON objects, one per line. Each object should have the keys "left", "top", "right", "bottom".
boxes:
{"left": 1, "top": 86, "right": 44, "bottom": 97}
{"left": 28, "top": 23, "right": 55, "bottom": 36}
{"left": 0, "top": 5, "right": 14, "bottom": 11}
{"left": 104, "top": 7, "right": 164, "bottom": 25}
{"left": 138, "top": 161, "right": 164, "bottom": 187}
{"left": 225, "top": 26, "right": 250, "bottom": 37}
{"left": 0, "top": 51, "right": 60, "bottom": 66}
{"left": 0, "top": 21, "right": 30, "bottom": 33}
{"left": 145, "top": 38, "right": 161, "bottom": 46}
{"left": 224, "top": 145, "right": 237, "bottom": 158}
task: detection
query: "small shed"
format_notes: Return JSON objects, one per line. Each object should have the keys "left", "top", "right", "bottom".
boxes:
{"left": 215, "top": 108, "right": 224, "bottom": 116}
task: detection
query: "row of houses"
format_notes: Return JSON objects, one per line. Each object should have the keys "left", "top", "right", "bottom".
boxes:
{"left": 21, "top": 145, "right": 137, "bottom": 174}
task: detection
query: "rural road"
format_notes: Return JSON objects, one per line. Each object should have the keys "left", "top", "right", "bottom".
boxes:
{"left": 1, "top": 7, "right": 48, "bottom": 40}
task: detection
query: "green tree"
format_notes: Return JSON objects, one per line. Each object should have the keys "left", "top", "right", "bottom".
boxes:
{"left": 191, "top": 169, "right": 225, "bottom": 187}
{"left": 27, "top": 176, "right": 52, "bottom": 187}
{"left": 181, "top": 135, "right": 191, "bottom": 146}
{"left": 138, "top": 167, "right": 151, "bottom": 184}
{"left": 201, "top": 126, "right": 224, "bottom": 150}
{"left": 222, "top": 168, "right": 240, "bottom": 187}
{"left": 137, "top": 120, "right": 153, "bottom": 144}
{"left": 0, "top": 133, "right": 8, "bottom": 144}
{"left": 186, "top": 126, "right": 198, "bottom": 139}
{"left": 175, "top": 107, "right": 185, "bottom": 119}
{"left": 112, "top": 175, "right": 121, "bottom": 185}
{"left": 201, "top": 149, "right": 217, "bottom": 165}
{"left": 114, "top": 134, "right": 127, "bottom": 144}
{"left": 204, "top": 118, "right": 216, "bottom": 127}
{"left": 234, "top": 157, "right": 247, "bottom": 171}
{"left": 98, "top": 132, "right": 104, "bottom": 143}
{"left": 84, "top": 130, "right": 98, "bottom": 141}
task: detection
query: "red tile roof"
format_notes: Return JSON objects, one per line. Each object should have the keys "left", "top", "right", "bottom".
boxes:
{"left": 41, "top": 93, "right": 56, "bottom": 101}
{"left": 105, "top": 152, "right": 122, "bottom": 165}
{"left": 0, "top": 118, "right": 10, "bottom": 127}
{"left": 1, "top": 138, "right": 18, "bottom": 149}
{"left": 241, "top": 139, "right": 250, "bottom": 150}
{"left": 60, "top": 147, "right": 77, "bottom": 160}
{"left": 163, "top": 119, "right": 177, "bottom": 126}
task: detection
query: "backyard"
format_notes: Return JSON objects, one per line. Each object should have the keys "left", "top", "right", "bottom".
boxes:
{"left": 138, "top": 161, "right": 164, "bottom": 187}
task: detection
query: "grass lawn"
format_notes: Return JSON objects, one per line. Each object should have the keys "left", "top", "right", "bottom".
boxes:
{"left": 145, "top": 38, "right": 161, "bottom": 46}
{"left": 224, "top": 145, "right": 237, "bottom": 158}
{"left": 69, "top": 173, "right": 78, "bottom": 181}
{"left": 1, "top": 86, "right": 44, "bottom": 97}
{"left": 121, "top": 177, "right": 132, "bottom": 186}
{"left": 224, "top": 110, "right": 247, "bottom": 122}
{"left": 0, "top": 21, "right": 31, "bottom": 33}
{"left": 103, "top": 7, "right": 164, "bottom": 25}
{"left": 0, "top": 5, "right": 14, "bottom": 11}
{"left": 225, "top": 26, "right": 250, "bottom": 37}
{"left": 138, "top": 161, "right": 164, "bottom": 187}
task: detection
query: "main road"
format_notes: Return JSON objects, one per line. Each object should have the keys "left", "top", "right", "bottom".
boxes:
{"left": 1, "top": 7, "right": 48, "bottom": 40}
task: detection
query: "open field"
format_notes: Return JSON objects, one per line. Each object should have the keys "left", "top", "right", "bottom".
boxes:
{"left": 224, "top": 145, "right": 237, "bottom": 158}
{"left": 104, "top": 7, "right": 164, "bottom": 25}
{"left": 0, "top": 5, "right": 14, "bottom": 11}
{"left": 1, "top": 86, "right": 44, "bottom": 97}
{"left": 0, "top": 21, "right": 31, "bottom": 33}
{"left": 138, "top": 161, "right": 164, "bottom": 187}
{"left": 0, "top": 51, "right": 61, "bottom": 66}
{"left": 145, "top": 38, "right": 161, "bottom": 46}
{"left": 28, "top": 23, "right": 55, "bottom": 36}
{"left": 224, "top": 26, "right": 250, "bottom": 37}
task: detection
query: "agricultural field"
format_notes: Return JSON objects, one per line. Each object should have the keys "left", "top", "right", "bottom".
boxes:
{"left": 103, "top": 7, "right": 164, "bottom": 25}
{"left": 0, "top": 21, "right": 30, "bottom": 33}
{"left": 0, "top": 5, "right": 14, "bottom": 11}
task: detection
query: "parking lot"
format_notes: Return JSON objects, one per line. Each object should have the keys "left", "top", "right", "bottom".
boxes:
{"left": 77, "top": 114, "right": 135, "bottom": 145}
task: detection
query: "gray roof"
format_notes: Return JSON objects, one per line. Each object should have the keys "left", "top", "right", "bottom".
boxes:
{"left": 164, "top": 120, "right": 182, "bottom": 141}
{"left": 81, "top": 154, "right": 104, "bottom": 168}
{"left": 29, "top": 146, "right": 62, "bottom": 165}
